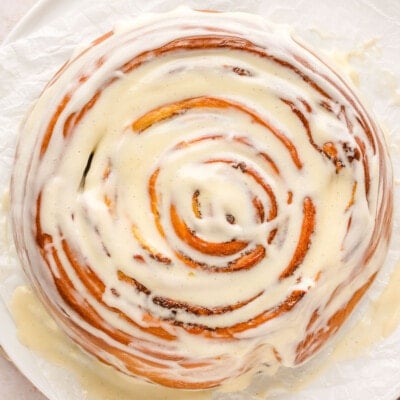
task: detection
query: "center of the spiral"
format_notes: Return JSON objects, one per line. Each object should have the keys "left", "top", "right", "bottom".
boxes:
{"left": 173, "top": 164, "right": 253, "bottom": 241}
{"left": 172, "top": 162, "right": 264, "bottom": 243}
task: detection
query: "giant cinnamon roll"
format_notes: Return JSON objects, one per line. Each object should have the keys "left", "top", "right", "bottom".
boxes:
{"left": 11, "top": 8, "right": 392, "bottom": 389}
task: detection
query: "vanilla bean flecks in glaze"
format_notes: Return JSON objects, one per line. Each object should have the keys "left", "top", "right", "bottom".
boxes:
{"left": 11, "top": 8, "right": 392, "bottom": 390}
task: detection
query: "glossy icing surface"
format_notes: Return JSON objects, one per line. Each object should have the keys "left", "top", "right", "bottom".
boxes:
{"left": 11, "top": 258, "right": 400, "bottom": 400}
{"left": 11, "top": 8, "right": 392, "bottom": 389}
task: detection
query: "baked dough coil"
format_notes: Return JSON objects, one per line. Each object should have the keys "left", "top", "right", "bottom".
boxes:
{"left": 11, "top": 9, "right": 392, "bottom": 389}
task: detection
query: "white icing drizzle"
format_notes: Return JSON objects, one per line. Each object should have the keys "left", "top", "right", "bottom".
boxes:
{"left": 11, "top": 8, "right": 392, "bottom": 389}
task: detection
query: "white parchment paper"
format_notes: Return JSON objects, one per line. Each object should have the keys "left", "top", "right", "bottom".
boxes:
{"left": 0, "top": 0, "right": 400, "bottom": 399}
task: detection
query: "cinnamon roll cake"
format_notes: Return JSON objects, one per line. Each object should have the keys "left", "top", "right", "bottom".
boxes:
{"left": 11, "top": 8, "right": 392, "bottom": 389}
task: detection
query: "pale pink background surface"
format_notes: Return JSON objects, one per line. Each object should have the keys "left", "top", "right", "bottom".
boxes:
{"left": 0, "top": 3, "right": 47, "bottom": 399}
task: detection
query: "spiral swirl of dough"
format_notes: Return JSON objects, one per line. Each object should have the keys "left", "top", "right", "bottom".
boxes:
{"left": 11, "top": 9, "right": 392, "bottom": 389}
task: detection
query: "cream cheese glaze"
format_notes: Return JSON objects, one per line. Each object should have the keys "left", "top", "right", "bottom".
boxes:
{"left": 11, "top": 8, "right": 393, "bottom": 389}
{"left": 9, "top": 258, "right": 400, "bottom": 400}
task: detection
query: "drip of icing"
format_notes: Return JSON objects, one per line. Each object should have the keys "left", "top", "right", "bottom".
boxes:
{"left": 10, "top": 286, "right": 257, "bottom": 400}
{"left": 10, "top": 258, "right": 400, "bottom": 399}
{"left": 332, "top": 259, "right": 400, "bottom": 360}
